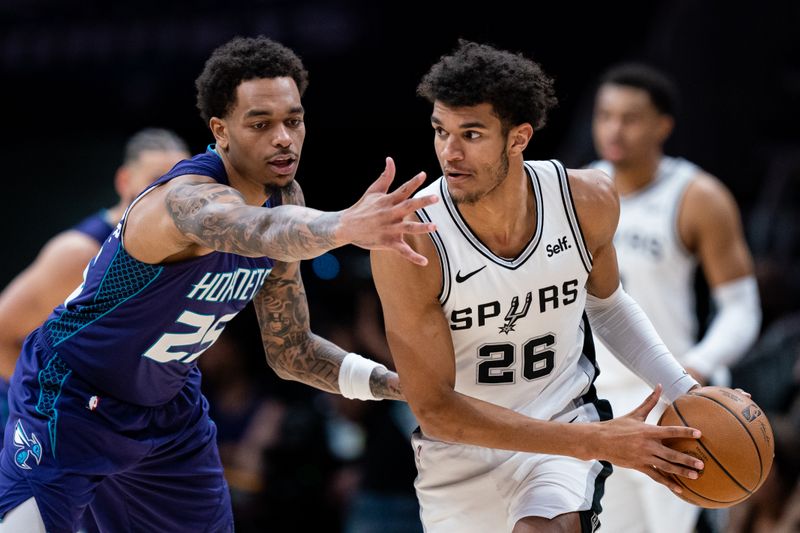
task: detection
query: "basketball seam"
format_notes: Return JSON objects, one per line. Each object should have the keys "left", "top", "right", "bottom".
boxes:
{"left": 672, "top": 474, "right": 746, "bottom": 506}
{"left": 673, "top": 399, "right": 754, "bottom": 497}
{"left": 690, "top": 391, "right": 765, "bottom": 487}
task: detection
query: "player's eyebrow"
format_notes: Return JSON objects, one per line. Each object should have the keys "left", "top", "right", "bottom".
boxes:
{"left": 430, "top": 116, "right": 487, "bottom": 129}
{"left": 244, "top": 106, "right": 304, "bottom": 118}
{"left": 244, "top": 109, "right": 273, "bottom": 118}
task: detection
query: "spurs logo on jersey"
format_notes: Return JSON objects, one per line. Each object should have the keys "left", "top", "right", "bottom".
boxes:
{"left": 415, "top": 160, "right": 599, "bottom": 420}
{"left": 449, "top": 280, "right": 580, "bottom": 332}
{"left": 501, "top": 293, "right": 531, "bottom": 334}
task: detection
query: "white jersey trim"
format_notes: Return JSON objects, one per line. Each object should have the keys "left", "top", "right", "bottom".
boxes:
{"left": 438, "top": 167, "right": 544, "bottom": 270}
{"left": 551, "top": 160, "right": 593, "bottom": 274}
{"left": 418, "top": 208, "right": 452, "bottom": 305}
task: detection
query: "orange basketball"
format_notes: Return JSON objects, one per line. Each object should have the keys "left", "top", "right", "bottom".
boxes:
{"left": 657, "top": 386, "right": 774, "bottom": 508}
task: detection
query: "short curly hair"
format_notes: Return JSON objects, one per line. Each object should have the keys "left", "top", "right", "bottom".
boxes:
{"left": 598, "top": 62, "right": 679, "bottom": 116}
{"left": 195, "top": 35, "right": 309, "bottom": 124}
{"left": 417, "top": 40, "right": 557, "bottom": 132}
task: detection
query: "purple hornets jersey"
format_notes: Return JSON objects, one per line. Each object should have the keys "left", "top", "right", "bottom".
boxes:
{"left": 37, "top": 148, "right": 275, "bottom": 406}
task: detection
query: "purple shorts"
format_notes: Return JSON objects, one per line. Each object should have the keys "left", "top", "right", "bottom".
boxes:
{"left": 0, "top": 334, "right": 232, "bottom": 532}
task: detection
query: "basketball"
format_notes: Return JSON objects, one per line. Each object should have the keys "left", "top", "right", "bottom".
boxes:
{"left": 657, "top": 386, "right": 774, "bottom": 508}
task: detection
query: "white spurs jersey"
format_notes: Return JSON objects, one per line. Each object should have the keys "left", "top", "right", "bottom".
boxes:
{"left": 416, "top": 160, "right": 598, "bottom": 422}
{"left": 590, "top": 156, "right": 699, "bottom": 405}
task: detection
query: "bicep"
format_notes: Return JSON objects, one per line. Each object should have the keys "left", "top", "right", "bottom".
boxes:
{"left": 371, "top": 247, "right": 457, "bottom": 409}
{"left": 569, "top": 169, "right": 621, "bottom": 298}
{"left": 681, "top": 178, "right": 754, "bottom": 287}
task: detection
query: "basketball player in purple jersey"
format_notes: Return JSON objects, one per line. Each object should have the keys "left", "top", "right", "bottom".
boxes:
{"left": 0, "top": 36, "right": 437, "bottom": 532}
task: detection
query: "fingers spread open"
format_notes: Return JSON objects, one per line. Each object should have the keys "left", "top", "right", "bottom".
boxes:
{"left": 392, "top": 241, "right": 428, "bottom": 266}
{"left": 365, "top": 157, "right": 397, "bottom": 195}
{"left": 630, "top": 384, "right": 662, "bottom": 420}
{"left": 388, "top": 172, "right": 428, "bottom": 201}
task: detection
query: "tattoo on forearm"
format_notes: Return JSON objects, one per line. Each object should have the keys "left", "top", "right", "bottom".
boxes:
{"left": 254, "top": 266, "right": 343, "bottom": 394}
{"left": 165, "top": 181, "right": 341, "bottom": 261}
{"left": 369, "top": 367, "right": 403, "bottom": 401}
{"left": 254, "top": 261, "right": 404, "bottom": 400}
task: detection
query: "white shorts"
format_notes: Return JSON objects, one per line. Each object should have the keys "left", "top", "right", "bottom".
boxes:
{"left": 411, "top": 430, "right": 610, "bottom": 533}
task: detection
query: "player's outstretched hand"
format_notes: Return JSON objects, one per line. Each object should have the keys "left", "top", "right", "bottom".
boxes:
{"left": 594, "top": 384, "right": 704, "bottom": 494}
{"left": 338, "top": 157, "right": 437, "bottom": 265}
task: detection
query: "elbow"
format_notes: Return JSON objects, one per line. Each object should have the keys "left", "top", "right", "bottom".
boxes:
{"left": 413, "top": 394, "right": 461, "bottom": 442}
{"left": 264, "top": 348, "right": 303, "bottom": 383}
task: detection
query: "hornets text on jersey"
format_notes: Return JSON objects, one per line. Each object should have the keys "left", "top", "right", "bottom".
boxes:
{"left": 35, "top": 147, "right": 277, "bottom": 406}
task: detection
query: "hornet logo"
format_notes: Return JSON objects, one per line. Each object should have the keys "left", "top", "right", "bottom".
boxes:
{"left": 499, "top": 293, "right": 532, "bottom": 334}
{"left": 13, "top": 420, "right": 42, "bottom": 470}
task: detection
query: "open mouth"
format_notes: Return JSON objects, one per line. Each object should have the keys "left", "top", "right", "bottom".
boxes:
{"left": 446, "top": 170, "right": 471, "bottom": 180}
{"left": 268, "top": 157, "right": 297, "bottom": 175}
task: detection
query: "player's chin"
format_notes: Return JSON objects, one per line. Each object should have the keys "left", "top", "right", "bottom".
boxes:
{"left": 268, "top": 175, "right": 296, "bottom": 190}
{"left": 598, "top": 150, "right": 624, "bottom": 163}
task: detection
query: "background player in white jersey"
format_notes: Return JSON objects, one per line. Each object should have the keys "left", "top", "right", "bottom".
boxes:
{"left": 589, "top": 63, "right": 761, "bottom": 533}
{"left": 371, "top": 40, "right": 707, "bottom": 533}
{"left": 0, "top": 128, "right": 189, "bottom": 381}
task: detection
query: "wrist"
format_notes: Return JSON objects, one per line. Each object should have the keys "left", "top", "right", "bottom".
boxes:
{"left": 339, "top": 353, "right": 387, "bottom": 401}
{"left": 331, "top": 209, "right": 351, "bottom": 248}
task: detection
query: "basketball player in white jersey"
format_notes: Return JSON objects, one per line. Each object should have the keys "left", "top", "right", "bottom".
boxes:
{"left": 589, "top": 63, "right": 761, "bottom": 533}
{"left": 371, "top": 41, "right": 707, "bottom": 533}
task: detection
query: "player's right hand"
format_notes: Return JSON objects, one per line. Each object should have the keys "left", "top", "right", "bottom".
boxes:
{"left": 338, "top": 157, "right": 437, "bottom": 266}
{"left": 594, "top": 384, "right": 705, "bottom": 494}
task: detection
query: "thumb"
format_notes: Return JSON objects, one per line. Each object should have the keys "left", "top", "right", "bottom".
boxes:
{"left": 629, "top": 384, "right": 662, "bottom": 421}
{"left": 364, "top": 157, "right": 396, "bottom": 195}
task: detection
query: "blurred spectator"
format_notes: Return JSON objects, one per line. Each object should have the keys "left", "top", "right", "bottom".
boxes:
{"left": 200, "top": 303, "right": 348, "bottom": 532}
{"left": 311, "top": 252, "right": 423, "bottom": 533}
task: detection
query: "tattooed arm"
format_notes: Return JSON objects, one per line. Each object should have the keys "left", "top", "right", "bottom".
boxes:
{"left": 251, "top": 183, "right": 403, "bottom": 400}
{"left": 252, "top": 260, "right": 402, "bottom": 400}
{"left": 125, "top": 157, "right": 437, "bottom": 265}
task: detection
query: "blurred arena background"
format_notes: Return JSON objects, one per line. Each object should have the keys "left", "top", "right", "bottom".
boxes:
{"left": 1, "top": 1, "right": 798, "bottom": 531}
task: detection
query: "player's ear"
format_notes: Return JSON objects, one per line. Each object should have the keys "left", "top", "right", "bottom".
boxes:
{"left": 209, "top": 117, "right": 229, "bottom": 151}
{"left": 656, "top": 114, "right": 675, "bottom": 144}
{"left": 508, "top": 123, "right": 533, "bottom": 156}
{"left": 114, "top": 166, "right": 130, "bottom": 199}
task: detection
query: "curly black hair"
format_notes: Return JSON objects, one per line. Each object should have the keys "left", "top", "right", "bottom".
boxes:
{"left": 417, "top": 39, "right": 557, "bottom": 132}
{"left": 195, "top": 35, "right": 309, "bottom": 125}
{"left": 598, "top": 62, "right": 679, "bottom": 116}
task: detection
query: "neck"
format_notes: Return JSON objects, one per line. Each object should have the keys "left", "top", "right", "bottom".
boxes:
{"left": 610, "top": 152, "right": 663, "bottom": 196}
{"left": 217, "top": 148, "right": 270, "bottom": 206}
{"left": 458, "top": 160, "right": 535, "bottom": 258}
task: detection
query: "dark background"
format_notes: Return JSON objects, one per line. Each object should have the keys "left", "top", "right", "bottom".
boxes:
{"left": 2, "top": 0, "right": 799, "bottom": 316}
{"left": 2, "top": 3, "right": 800, "bottom": 531}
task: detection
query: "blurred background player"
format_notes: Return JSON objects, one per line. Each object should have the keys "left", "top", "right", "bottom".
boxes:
{"left": 0, "top": 127, "right": 189, "bottom": 427}
{"left": 588, "top": 62, "right": 762, "bottom": 533}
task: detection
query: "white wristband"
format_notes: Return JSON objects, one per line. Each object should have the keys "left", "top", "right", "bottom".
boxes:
{"left": 338, "top": 353, "right": 387, "bottom": 401}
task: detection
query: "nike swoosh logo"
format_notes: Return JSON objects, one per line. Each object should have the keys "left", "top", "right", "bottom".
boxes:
{"left": 568, "top": 415, "right": 579, "bottom": 423}
{"left": 455, "top": 265, "right": 487, "bottom": 283}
